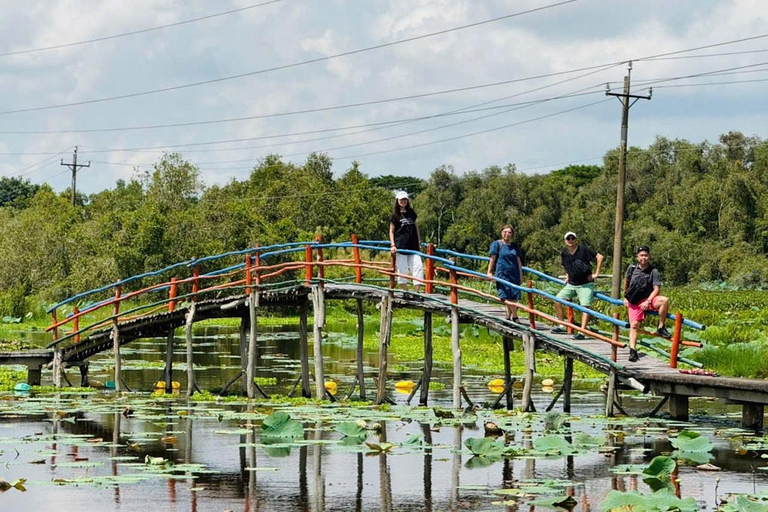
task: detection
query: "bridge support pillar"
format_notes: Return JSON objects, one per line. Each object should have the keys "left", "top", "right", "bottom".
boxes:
{"left": 356, "top": 299, "right": 366, "bottom": 400}
{"left": 503, "top": 336, "right": 514, "bottom": 410}
{"left": 605, "top": 369, "right": 617, "bottom": 417}
{"left": 742, "top": 403, "right": 764, "bottom": 431}
{"left": 79, "top": 363, "right": 89, "bottom": 388}
{"left": 112, "top": 324, "right": 122, "bottom": 393}
{"left": 185, "top": 302, "right": 197, "bottom": 397}
{"left": 668, "top": 395, "right": 689, "bottom": 421}
{"left": 312, "top": 286, "right": 326, "bottom": 399}
{"left": 52, "top": 349, "right": 62, "bottom": 388}
{"left": 27, "top": 364, "right": 42, "bottom": 386}
{"left": 451, "top": 306, "right": 462, "bottom": 410}
{"left": 246, "top": 290, "right": 259, "bottom": 399}
{"left": 165, "top": 330, "right": 175, "bottom": 393}
{"left": 419, "top": 311, "right": 433, "bottom": 406}
{"left": 563, "top": 357, "right": 573, "bottom": 414}
{"left": 522, "top": 334, "right": 536, "bottom": 412}
{"left": 376, "top": 293, "right": 393, "bottom": 405}
{"left": 239, "top": 318, "right": 248, "bottom": 395}
{"left": 299, "top": 299, "right": 311, "bottom": 398}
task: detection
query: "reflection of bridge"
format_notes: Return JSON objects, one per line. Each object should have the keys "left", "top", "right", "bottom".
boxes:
{"left": 3, "top": 238, "right": 767, "bottom": 428}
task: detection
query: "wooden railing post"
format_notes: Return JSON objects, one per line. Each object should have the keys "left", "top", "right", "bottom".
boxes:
{"left": 526, "top": 279, "right": 536, "bottom": 329}
{"left": 425, "top": 243, "right": 435, "bottom": 294}
{"left": 305, "top": 244, "right": 313, "bottom": 285}
{"left": 51, "top": 310, "right": 59, "bottom": 343}
{"left": 245, "top": 253, "right": 253, "bottom": 295}
{"left": 449, "top": 268, "right": 458, "bottom": 305}
{"left": 168, "top": 277, "right": 178, "bottom": 312}
{"left": 315, "top": 235, "right": 324, "bottom": 289}
{"left": 73, "top": 306, "right": 81, "bottom": 344}
{"left": 351, "top": 234, "right": 362, "bottom": 284}
{"left": 566, "top": 306, "right": 575, "bottom": 334}
{"left": 670, "top": 311, "right": 684, "bottom": 369}
{"left": 191, "top": 265, "right": 200, "bottom": 302}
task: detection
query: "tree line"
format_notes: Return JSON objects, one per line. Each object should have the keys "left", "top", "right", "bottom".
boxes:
{"left": 0, "top": 131, "right": 765, "bottom": 318}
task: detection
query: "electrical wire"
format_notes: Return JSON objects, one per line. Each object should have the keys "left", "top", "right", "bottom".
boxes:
{"left": 0, "top": 0, "right": 581, "bottom": 116}
{"left": 0, "top": 1, "right": 287, "bottom": 58}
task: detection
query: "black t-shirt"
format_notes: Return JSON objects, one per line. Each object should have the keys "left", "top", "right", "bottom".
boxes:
{"left": 624, "top": 264, "right": 661, "bottom": 304}
{"left": 561, "top": 244, "right": 597, "bottom": 286}
{"left": 390, "top": 211, "right": 419, "bottom": 250}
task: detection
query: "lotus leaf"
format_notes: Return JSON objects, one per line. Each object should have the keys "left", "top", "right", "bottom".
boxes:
{"left": 533, "top": 435, "right": 577, "bottom": 455}
{"left": 464, "top": 437, "right": 505, "bottom": 458}
{"left": 262, "top": 411, "right": 304, "bottom": 438}
{"left": 601, "top": 489, "right": 697, "bottom": 512}
{"left": 669, "top": 430, "right": 714, "bottom": 453}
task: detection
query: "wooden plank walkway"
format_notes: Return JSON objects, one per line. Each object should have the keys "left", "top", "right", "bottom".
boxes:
{"left": 1, "top": 283, "right": 767, "bottom": 414}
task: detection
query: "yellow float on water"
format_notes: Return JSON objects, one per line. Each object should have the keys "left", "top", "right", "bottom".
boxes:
{"left": 542, "top": 378, "right": 555, "bottom": 387}
{"left": 324, "top": 381, "right": 338, "bottom": 395}
{"left": 155, "top": 381, "right": 181, "bottom": 390}
{"left": 487, "top": 379, "right": 505, "bottom": 387}
{"left": 395, "top": 380, "right": 415, "bottom": 389}
{"left": 488, "top": 385, "right": 505, "bottom": 394}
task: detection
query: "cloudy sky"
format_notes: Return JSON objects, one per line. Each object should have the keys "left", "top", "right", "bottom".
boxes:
{"left": 1, "top": 0, "right": 766, "bottom": 193}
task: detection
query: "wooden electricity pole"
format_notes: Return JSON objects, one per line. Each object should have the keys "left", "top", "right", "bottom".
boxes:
{"left": 606, "top": 62, "right": 651, "bottom": 299}
{"left": 61, "top": 146, "right": 90, "bottom": 205}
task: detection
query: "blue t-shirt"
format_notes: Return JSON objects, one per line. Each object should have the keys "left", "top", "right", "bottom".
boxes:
{"left": 490, "top": 240, "right": 522, "bottom": 284}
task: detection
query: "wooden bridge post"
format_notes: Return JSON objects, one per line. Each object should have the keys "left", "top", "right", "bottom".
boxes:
{"left": 166, "top": 278, "right": 179, "bottom": 393}
{"left": 419, "top": 311, "right": 433, "bottom": 406}
{"left": 356, "top": 299, "right": 366, "bottom": 400}
{"left": 185, "top": 265, "right": 199, "bottom": 397}
{"left": 522, "top": 333, "right": 536, "bottom": 412}
{"left": 566, "top": 307, "right": 574, "bottom": 334}
{"left": 605, "top": 369, "right": 617, "bottom": 417}
{"left": 311, "top": 285, "right": 326, "bottom": 399}
{"left": 668, "top": 395, "right": 689, "bottom": 421}
{"left": 52, "top": 349, "right": 62, "bottom": 388}
{"left": 503, "top": 336, "right": 514, "bottom": 410}
{"left": 299, "top": 299, "right": 311, "bottom": 398}
{"left": 742, "top": 403, "right": 764, "bottom": 431}
{"left": 563, "top": 357, "right": 574, "bottom": 413}
{"left": 113, "top": 285, "right": 122, "bottom": 393}
{"left": 245, "top": 251, "right": 260, "bottom": 399}
{"left": 238, "top": 318, "right": 248, "bottom": 395}
{"left": 376, "top": 293, "right": 393, "bottom": 405}
{"left": 449, "top": 268, "right": 462, "bottom": 409}
{"left": 51, "top": 309, "right": 61, "bottom": 388}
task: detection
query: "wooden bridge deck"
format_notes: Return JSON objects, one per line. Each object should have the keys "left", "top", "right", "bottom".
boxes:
{"left": 2, "top": 283, "right": 768, "bottom": 417}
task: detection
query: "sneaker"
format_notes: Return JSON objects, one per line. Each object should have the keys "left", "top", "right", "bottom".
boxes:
{"left": 628, "top": 349, "right": 639, "bottom": 362}
{"left": 573, "top": 333, "right": 585, "bottom": 340}
{"left": 551, "top": 327, "right": 567, "bottom": 334}
{"left": 655, "top": 326, "right": 672, "bottom": 338}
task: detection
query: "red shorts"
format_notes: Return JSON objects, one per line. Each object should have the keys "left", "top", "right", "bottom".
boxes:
{"left": 627, "top": 296, "right": 660, "bottom": 324}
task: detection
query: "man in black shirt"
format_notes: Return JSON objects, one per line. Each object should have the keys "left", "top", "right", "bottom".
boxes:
{"left": 552, "top": 231, "right": 604, "bottom": 340}
{"left": 623, "top": 246, "right": 671, "bottom": 362}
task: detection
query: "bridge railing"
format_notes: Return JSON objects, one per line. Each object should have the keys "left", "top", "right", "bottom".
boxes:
{"left": 45, "top": 237, "right": 702, "bottom": 368}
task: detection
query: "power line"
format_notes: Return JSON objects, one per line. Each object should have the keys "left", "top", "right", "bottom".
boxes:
{"left": 0, "top": 0, "right": 581, "bottom": 116}
{"left": 334, "top": 98, "right": 613, "bottom": 161}
{"left": 643, "top": 47, "right": 768, "bottom": 61}
{"left": 4, "top": 31, "right": 766, "bottom": 134}
{"left": 80, "top": 65, "right": 617, "bottom": 155}
{"left": 0, "top": 1, "right": 287, "bottom": 58}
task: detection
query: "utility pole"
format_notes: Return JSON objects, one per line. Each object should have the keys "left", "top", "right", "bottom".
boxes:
{"left": 61, "top": 146, "right": 90, "bottom": 206}
{"left": 606, "top": 62, "right": 651, "bottom": 300}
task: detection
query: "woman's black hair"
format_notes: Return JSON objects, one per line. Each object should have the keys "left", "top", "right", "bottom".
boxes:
{"left": 392, "top": 197, "right": 416, "bottom": 222}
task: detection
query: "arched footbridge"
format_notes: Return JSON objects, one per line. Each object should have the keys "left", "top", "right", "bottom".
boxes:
{"left": 2, "top": 238, "right": 767, "bottom": 429}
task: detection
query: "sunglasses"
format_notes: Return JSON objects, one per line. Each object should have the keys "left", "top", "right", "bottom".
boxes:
{"left": 565, "top": 236, "right": 576, "bottom": 241}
